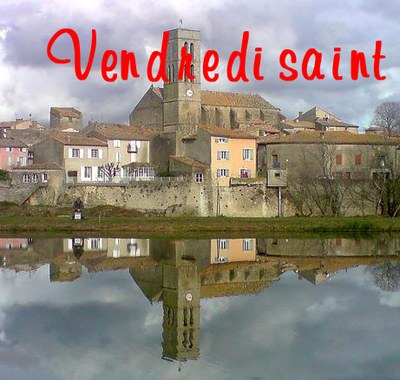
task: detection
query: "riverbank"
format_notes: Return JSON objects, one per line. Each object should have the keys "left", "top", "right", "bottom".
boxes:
{"left": 1, "top": 209, "right": 400, "bottom": 237}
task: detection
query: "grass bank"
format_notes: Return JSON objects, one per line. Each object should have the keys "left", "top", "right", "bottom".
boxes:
{"left": 1, "top": 213, "right": 400, "bottom": 238}
{"left": 1, "top": 203, "right": 400, "bottom": 237}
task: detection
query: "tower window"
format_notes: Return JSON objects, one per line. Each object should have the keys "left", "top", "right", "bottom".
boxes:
{"left": 190, "top": 64, "right": 194, "bottom": 82}
{"left": 190, "top": 43, "right": 194, "bottom": 60}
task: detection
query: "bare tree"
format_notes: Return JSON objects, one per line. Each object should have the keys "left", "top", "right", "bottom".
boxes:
{"left": 287, "top": 143, "right": 353, "bottom": 216}
{"left": 369, "top": 261, "right": 400, "bottom": 292}
{"left": 371, "top": 101, "right": 400, "bottom": 137}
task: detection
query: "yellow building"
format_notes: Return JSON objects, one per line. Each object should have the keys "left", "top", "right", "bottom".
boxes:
{"left": 181, "top": 125, "right": 257, "bottom": 186}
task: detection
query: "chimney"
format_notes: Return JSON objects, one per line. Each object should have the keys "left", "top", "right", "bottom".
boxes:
{"left": 298, "top": 111, "right": 303, "bottom": 118}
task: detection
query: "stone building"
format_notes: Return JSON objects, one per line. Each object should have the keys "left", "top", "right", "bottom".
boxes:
{"left": 129, "top": 28, "right": 283, "bottom": 157}
{"left": 279, "top": 106, "right": 359, "bottom": 134}
{"left": 50, "top": 107, "right": 83, "bottom": 130}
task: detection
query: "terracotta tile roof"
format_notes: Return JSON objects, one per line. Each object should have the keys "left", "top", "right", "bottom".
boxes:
{"left": 170, "top": 155, "right": 209, "bottom": 169}
{"left": 0, "top": 121, "right": 16, "bottom": 128}
{"left": 151, "top": 86, "right": 279, "bottom": 110}
{"left": 257, "top": 131, "right": 400, "bottom": 145}
{"left": 92, "top": 123, "right": 156, "bottom": 141}
{"left": 0, "top": 138, "right": 27, "bottom": 148}
{"left": 49, "top": 133, "right": 107, "bottom": 146}
{"left": 50, "top": 107, "right": 82, "bottom": 118}
{"left": 12, "top": 162, "right": 63, "bottom": 171}
{"left": 201, "top": 90, "right": 278, "bottom": 109}
{"left": 198, "top": 125, "right": 256, "bottom": 139}
{"left": 315, "top": 119, "right": 358, "bottom": 128}
{"left": 122, "top": 162, "right": 155, "bottom": 168}
{"left": 200, "top": 280, "right": 274, "bottom": 298}
{"left": 279, "top": 120, "right": 316, "bottom": 130}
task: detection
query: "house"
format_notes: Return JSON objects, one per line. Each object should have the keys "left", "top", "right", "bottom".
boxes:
{"left": 33, "top": 134, "right": 108, "bottom": 183}
{"left": 169, "top": 155, "right": 209, "bottom": 184}
{"left": 0, "top": 118, "right": 46, "bottom": 139}
{"left": 11, "top": 162, "right": 64, "bottom": 187}
{"left": 50, "top": 107, "right": 83, "bottom": 130}
{"left": 180, "top": 125, "right": 257, "bottom": 186}
{"left": 211, "top": 238, "right": 256, "bottom": 264}
{"left": 293, "top": 107, "right": 359, "bottom": 133}
{"left": 83, "top": 122, "right": 156, "bottom": 180}
{"left": 257, "top": 130, "right": 400, "bottom": 184}
{"left": 0, "top": 138, "right": 28, "bottom": 171}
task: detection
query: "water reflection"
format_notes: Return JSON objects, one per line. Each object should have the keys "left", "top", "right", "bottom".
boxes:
{"left": 0, "top": 236, "right": 399, "bottom": 377}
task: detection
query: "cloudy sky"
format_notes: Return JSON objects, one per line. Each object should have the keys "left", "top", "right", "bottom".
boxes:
{"left": 1, "top": 0, "right": 400, "bottom": 128}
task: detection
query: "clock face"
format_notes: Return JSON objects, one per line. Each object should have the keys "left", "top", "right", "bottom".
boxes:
{"left": 186, "top": 89, "right": 193, "bottom": 97}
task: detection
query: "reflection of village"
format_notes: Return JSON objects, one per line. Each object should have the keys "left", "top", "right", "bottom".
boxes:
{"left": 1, "top": 237, "right": 400, "bottom": 362}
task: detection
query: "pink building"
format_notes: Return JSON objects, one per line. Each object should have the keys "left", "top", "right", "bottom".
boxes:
{"left": 0, "top": 139, "right": 28, "bottom": 171}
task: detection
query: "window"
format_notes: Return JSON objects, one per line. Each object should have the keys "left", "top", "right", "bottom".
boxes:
{"left": 240, "top": 169, "right": 251, "bottom": 178}
{"left": 8, "top": 157, "right": 13, "bottom": 166}
{"left": 243, "top": 239, "right": 252, "bottom": 251}
{"left": 113, "top": 140, "right": 121, "bottom": 148}
{"left": 113, "top": 249, "right": 121, "bottom": 258}
{"left": 355, "top": 154, "right": 362, "bottom": 165}
{"left": 90, "top": 149, "right": 99, "bottom": 158}
{"left": 84, "top": 166, "right": 92, "bottom": 179}
{"left": 88, "top": 238, "right": 102, "bottom": 250}
{"left": 218, "top": 239, "right": 229, "bottom": 250}
{"left": 217, "top": 168, "right": 229, "bottom": 177}
{"left": 243, "top": 148, "right": 253, "bottom": 160}
{"left": 115, "top": 152, "right": 121, "bottom": 163}
{"left": 215, "top": 137, "right": 228, "bottom": 143}
{"left": 71, "top": 148, "right": 80, "bottom": 158}
{"left": 195, "top": 173, "right": 203, "bottom": 183}
{"left": 6, "top": 243, "right": 12, "bottom": 249}
{"left": 128, "top": 141, "right": 137, "bottom": 153}
{"left": 336, "top": 154, "right": 342, "bottom": 165}
{"left": 97, "top": 166, "right": 104, "bottom": 179}
{"left": 272, "top": 154, "right": 280, "bottom": 168}
{"left": 217, "top": 150, "right": 229, "bottom": 160}
{"left": 20, "top": 147, "right": 27, "bottom": 152}
{"left": 6, "top": 147, "right": 12, "bottom": 152}
{"left": 22, "top": 174, "right": 30, "bottom": 183}
{"left": 28, "top": 151, "right": 34, "bottom": 160}
{"left": 32, "top": 174, "right": 38, "bottom": 183}
{"left": 335, "top": 171, "right": 351, "bottom": 180}
{"left": 42, "top": 173, "right": 48, "bottom": 183}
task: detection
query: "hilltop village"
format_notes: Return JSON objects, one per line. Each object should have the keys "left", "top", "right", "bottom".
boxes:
{"left": 1, "top": 28, "right": 399, "bottom": 217}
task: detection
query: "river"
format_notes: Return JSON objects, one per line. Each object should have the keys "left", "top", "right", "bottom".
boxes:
{"left": 0, "top": 236, "right": 399, "bottom": 379}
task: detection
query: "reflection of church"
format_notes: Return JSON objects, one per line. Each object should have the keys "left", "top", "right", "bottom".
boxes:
{"left": 2, "top": 237, "right": 400, "bottom": 362}
{"left": 129, "top": 239, "right": 280, "bottom": 362}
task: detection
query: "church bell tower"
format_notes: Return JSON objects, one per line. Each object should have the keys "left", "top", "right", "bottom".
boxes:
{"left": 163, "top": 28, "right": 202, "bottom": 154}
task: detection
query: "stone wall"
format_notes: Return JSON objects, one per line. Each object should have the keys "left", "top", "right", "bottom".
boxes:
{"left": 22, "top": 179, "right": 292, "bottom": 217}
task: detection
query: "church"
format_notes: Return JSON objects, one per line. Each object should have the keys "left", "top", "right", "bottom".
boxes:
{"left": 129, "top": 27, "right": 284, "bottom": 157}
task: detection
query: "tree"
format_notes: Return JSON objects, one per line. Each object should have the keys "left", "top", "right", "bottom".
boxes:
{"left": 98, "top": 162, "right": 120, "bottom": 182}
{"left": 371, "top": 101, "right": 400, "bottom": 137}
{"left": 369, "top": 261, "right": 400, "bottom": 292}
{"left": 286, "top": 143, "right": 353, "bottom": 216}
